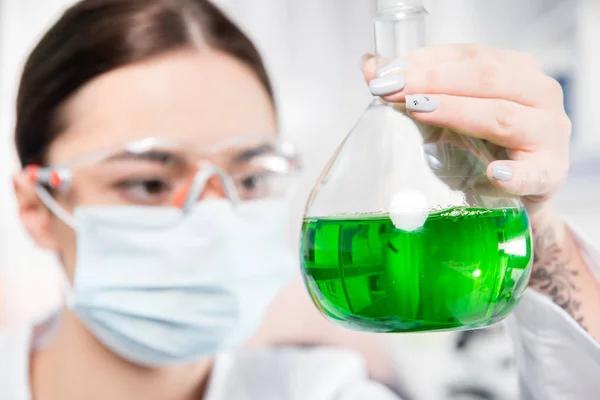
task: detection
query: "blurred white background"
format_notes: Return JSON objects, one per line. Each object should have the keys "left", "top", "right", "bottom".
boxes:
{"left": 0, "top": 1, "right": 599, "bottom": 399}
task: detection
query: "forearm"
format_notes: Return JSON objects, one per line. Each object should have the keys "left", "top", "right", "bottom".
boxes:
{"left": 527, "top": 203, "right": 600, "bottom": 341}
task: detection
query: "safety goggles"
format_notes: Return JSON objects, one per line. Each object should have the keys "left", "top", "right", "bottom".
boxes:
{"left": 23, "top": 135, "right": 301, "bottom": 226}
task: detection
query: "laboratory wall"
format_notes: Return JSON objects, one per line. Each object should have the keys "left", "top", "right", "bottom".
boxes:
{"left": 0, "top": 1, "right": 599, "bottom": 399}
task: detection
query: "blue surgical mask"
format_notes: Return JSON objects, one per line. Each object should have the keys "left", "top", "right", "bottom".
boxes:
{"left": 60, "top": 199, "right": 296, "bottom": 366}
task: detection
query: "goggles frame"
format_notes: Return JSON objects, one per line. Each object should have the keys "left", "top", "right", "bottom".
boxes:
{"left": 23, "top": 135, "right": 302, "bottom": 224}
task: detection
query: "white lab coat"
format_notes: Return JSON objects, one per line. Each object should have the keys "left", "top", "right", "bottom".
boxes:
{"left": 504, "top": 221, "right": 600, "bottom": 400}
{"left": 0, "top": 327, "right": 400, "bottom": 400}
{"left": 1, "top": 223, "right": 599, "bottom": 400}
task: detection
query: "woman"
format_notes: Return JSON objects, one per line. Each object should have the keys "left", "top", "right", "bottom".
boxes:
{"left": 3, "top": 0, "right": 600, "bottom": 399}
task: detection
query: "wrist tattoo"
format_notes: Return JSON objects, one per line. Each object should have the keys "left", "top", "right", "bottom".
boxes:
{"left": 529, "top": 225, "right": 586, "bottom": 329}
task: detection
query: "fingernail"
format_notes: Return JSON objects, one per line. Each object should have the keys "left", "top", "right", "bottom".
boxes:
{"left": 492, "top": 164, "right": 513, "bottom": 181}
{"left": 406, "top": 95, "right": 439, "bottom": 112}
{"left": 369, "top": 75, "right": 406, "bottom": 97}
{"left": 377, "top": 60, "right": 409, "bottom": 77}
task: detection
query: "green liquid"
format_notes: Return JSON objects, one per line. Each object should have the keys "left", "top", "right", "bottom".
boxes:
{"left": 300, "top": 207, "right": 532, "bottom": 333}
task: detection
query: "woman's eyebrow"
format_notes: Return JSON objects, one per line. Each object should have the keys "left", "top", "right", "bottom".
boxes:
{"left": 104, "top": 150, "right": 185, "bottom": 165}
{"left": 231, "top": 144, "right": 275, "bottom": 164}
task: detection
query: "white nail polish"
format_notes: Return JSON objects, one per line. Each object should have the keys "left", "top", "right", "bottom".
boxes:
{"left": 492, "top": 165, "right": 513, "bottom": 181}
{"left": 405, "top": 95, "right": 439, "bottom": 112}
{"left": 369, "top": 75, "right": 406, "bottom": 97}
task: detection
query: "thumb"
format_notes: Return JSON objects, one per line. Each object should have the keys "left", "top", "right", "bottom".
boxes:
{"left": 486, "top": 159, "right": 561, "bottom": 199}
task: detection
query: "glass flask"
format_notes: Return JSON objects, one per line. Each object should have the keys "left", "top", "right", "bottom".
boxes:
{"left": 299, "top": 0, "right": 533, "bottom": 333}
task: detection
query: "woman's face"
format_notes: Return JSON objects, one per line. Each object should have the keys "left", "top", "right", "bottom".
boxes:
{"left": 18, "top": 48, "right": 277, "bottom": 279}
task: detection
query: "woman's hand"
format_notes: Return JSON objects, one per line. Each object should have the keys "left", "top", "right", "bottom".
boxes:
{"left": 362, "top": 45, "right": 600, "bottom": 342}
{"left": 362, "top": 44, "right": 571, "bottom": 216}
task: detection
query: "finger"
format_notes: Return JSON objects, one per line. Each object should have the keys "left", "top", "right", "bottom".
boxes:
{"left": 402, "top": 94, "right": 566, "bottom": 149}
{"left": 405, "top": 44, "right": 538, "bottom": 71}
{"left": 374, "top": 60, "right": 557, "bottom": 108}
{"left": 486, "top": 158, "right": 568, "bottom": 198}
{"left": 363, "top": 44, "right": 547, "bottom": 103}
{"left": 364, "top": 44, "right": 532, "bottom": 79}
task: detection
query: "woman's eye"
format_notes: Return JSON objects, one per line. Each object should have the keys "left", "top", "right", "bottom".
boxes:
{"left": 238, "top": 174, "right": 270, "bottom": 199}
{"left": 241, "top": 175, "right": 265, "bottom": 189}
{"left": 141, "top": 179, "right": 169, "bottom": 194}
{"left": 115, "top": 178, "right": 173, "bottom": 204}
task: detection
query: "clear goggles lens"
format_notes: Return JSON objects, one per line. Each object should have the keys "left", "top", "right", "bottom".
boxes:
{"left": 25, "top": 136, "right": 301, "bottom": 219}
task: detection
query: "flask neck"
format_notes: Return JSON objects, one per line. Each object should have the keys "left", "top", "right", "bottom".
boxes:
{"left": 378, "top": 0, "right": 424, "bottom": 12}
{"left": 374, "top": 1, "right": 429, "bottom": 69}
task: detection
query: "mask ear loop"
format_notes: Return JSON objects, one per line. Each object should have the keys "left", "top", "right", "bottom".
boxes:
{"left": 34, "top": 187, "right": 76, "bottom": 229}
{"left": 24, "top": 166, "right": 77, "bottom": 308}
{"left": 173, "top": 163, "right": 239, "bottom": 214}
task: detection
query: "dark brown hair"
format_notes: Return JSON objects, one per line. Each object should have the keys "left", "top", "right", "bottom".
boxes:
{"left": 15, "top": 0, "right": 274, "bottom": 167}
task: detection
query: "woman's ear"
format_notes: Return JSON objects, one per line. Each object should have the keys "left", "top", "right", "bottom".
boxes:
{"left": 13, "top": 173, "right": 59, "bottom": 250}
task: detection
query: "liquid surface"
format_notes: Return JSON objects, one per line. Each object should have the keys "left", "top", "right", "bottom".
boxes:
{"left": 300, "top": 207, "right": 532, "bottom": 332}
